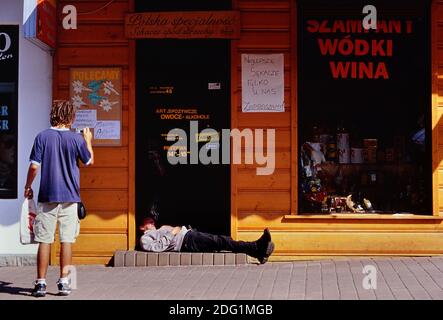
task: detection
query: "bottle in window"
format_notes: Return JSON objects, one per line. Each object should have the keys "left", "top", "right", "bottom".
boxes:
{"left": 337, "top": 122, "right": 350, "bottom": 164}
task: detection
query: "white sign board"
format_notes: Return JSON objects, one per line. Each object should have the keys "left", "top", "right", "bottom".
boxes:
{"left": 241, "top": 53, "right": 284, "bottom": 112}
{"left": 72, "top": 110, "right": 97, "bottom": 129}
{"left": 94, "top": 121, "right": 121, "bottom": 140}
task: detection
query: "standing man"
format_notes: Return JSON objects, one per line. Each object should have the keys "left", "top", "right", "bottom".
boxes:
{"left": 24, "top": 100, "right": 94, "bottom": 297}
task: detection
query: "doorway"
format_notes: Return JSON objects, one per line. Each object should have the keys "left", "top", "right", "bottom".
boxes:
{"left": 135, "top": 39, "right": 231, "bottom": 240}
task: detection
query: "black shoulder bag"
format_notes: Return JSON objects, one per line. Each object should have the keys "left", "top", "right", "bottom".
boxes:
{"left": 77, "top": 202, "right": 87, "bottom": 220}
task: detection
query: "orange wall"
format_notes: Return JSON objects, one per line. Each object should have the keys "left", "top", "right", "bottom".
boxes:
{"left": 53, "top": 0, "right": 131, "bottom": 264}
{"left": 231, "top": 0, "right": 295, "bottom": 238}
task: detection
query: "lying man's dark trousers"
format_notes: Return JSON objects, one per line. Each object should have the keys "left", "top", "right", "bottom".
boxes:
{"left": 181, "top": 230, "right": 257, "bottom": 256}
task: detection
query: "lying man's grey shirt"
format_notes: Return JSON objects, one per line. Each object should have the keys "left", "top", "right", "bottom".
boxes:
{"left": 140, "top": 226, "right": 189, "bottom": 252}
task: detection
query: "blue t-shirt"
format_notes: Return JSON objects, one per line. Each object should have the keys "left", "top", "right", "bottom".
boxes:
{"left": 29, "top": 127, "right": 92, "bottom": 203}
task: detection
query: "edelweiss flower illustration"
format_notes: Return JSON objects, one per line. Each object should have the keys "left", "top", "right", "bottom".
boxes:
{"left": 87, "top": 80, "right": 105, "bottom": 105}
{"left": 103, "top": 81, "right": 120, "bottom": 96}
{"left": 99, "top": 99, "right": 118, "bottom": 112}
{"left": 72, "top": 80, "right": 92, "bottom": 94}
{"left": 72, "top": 95, "right": 87, "bottom": 109}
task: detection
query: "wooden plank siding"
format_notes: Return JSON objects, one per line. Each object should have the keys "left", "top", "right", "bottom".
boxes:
{"left": 434, "top": 1, "right": 443, "bottom": 216}
{"left": 232, "top": 0, "right": 293, "bottom": 243}
{"left": 52, "top": 0, "right": 131, "bottom": 265}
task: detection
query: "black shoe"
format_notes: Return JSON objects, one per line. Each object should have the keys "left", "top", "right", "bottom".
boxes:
{"left": 256, "top": 228, "right": 272, "bottom": 250}
{"left": 258, "top": 241, "right": 275, "bottom": 264}
{"left": 31, "top": 281, "right": 47, "bottom": 297}
{"left": 57, "top": 280, "right": 71, "bottom": 296}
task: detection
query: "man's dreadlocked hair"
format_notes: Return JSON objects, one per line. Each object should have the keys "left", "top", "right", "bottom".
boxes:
{"left": 50, "top": 100, "right": 76, "bottom": 127}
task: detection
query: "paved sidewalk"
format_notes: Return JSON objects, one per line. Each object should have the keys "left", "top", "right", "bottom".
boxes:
{"left": 1, "top": 257, "right": 443, "bottom": 300}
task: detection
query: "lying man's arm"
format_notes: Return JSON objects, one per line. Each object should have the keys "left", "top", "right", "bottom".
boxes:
{"left": 160, "top": 226, "right": 182, "bottom": 235}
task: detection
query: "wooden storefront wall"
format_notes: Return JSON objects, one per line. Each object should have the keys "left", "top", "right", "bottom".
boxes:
{"left": 51, "top": 0, "right": 443, "bottom": 265}
{"left": 434, "top": 1, "right": 443, "bottom": 220}
{"left": 231, "top": 0, "right": 296, "bottom": 252}
{"left": 52, "top": 0, "right": 132, "bottom": 264}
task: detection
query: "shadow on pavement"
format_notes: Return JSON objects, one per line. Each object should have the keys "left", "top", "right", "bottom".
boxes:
{"left": 0, "top": 280, "right": 32, "bottom": 297}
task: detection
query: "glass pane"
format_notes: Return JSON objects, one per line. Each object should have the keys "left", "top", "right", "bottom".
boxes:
{"left": 297, "top": 0, "right": 432, "bottom": 214}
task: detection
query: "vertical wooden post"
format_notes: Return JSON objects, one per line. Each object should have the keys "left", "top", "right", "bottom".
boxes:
{"left": 290, "top": 0, "right": 298, "bottom": 215}
{"left": 431, "top": 0, "right": 440, "bottom": 216}
{"left": 230, "top": 0, "right": 239, "bottom": 239}
{"left": 128, "top": 0, "right": 136, "bottom": 248}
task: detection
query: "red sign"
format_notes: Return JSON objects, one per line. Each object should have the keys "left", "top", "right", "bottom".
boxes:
{"left": 307, "top": 19, "right": 414, "bottom": 80}
{"left": 36, "top": 0, "right": 56, "bottom": 49}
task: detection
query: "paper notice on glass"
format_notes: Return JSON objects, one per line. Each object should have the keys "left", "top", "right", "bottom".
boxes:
{"left": 71, "top": 110, "right": 97, "bottom": 129}
{"left": 94, "top": 121, "right": 120, "bottom": 140}
{"left": 241, "top": 53, "right": 284, "bottom": 112}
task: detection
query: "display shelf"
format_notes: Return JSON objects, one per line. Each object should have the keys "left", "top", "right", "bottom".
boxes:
{"left": 319, "top": 162, "right": 416, "bottom": 167}
{"left": 284, "top": 214, "right": 443, "bottom": 220}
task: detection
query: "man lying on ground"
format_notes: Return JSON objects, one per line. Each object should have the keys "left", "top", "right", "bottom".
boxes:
{"left": 139, "top": 217, "right": 274, "bottom": 264}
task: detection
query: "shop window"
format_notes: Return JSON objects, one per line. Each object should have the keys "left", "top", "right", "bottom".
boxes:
{"left": 0, "top": 26, "right": 19, "bottom": 199}
{"left": 297, "top": 0, "right": 432, "bottom": 214}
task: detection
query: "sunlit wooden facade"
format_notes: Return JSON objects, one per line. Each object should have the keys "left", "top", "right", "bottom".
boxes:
{"left": 51, "top": 0, "right": 443, "bottom": 265}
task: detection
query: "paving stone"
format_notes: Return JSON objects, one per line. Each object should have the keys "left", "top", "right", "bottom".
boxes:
{"left": 213, "top": 253, "right": 225, "bottom": 265}
{"left": 236, "top": 254, "right": 248, "bottom": 265}
{"left": 147, "top": 253, "right": 158, "bottom": 266}
{"left": 180, "top": 253, "right": 191, "bottom": 266}
{"left": 124, "top": 251, "right": 136, "bottom": 267}
{"left": 202, "top": 253, "right": 214, "bottom": 265}
{"left": 191, "top": 253, "right": 203, "bottom": 265}
{"left": 158, "top": 253, "right": 170, "bottom": 266}
{"left": 136, "top": 252, "right": 147, "bottom": 267}
{"left": 224, "top": 253, "right": 236, "bottom": 266}
{"left": 113, "top": 250, "right": 126, "bottom": 267}
{"left": 169, "top": 253, "right": 181, "bottom": 266}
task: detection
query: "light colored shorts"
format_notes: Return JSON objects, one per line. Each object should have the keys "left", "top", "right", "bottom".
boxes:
{"left": 33, "top": 203, "right": 80, "bottom": 244}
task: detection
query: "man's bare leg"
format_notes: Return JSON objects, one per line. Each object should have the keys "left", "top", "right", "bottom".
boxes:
{"left": 37, "top": 243, "right": 51, "bottom": 279}
{"left": 60, "top": 242, "right": 72, "bottom": 278}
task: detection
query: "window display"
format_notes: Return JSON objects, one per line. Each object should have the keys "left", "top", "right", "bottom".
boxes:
{"left": 297, "top": 0, "right": 432, "bottom": 214}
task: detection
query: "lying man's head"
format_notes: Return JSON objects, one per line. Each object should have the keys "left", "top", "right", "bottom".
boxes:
{"left": 139, "top": 217, "right": 156, "bottom": 232}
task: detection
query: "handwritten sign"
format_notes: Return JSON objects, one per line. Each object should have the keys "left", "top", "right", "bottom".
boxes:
{"left": 125, "top": 11, "right": 240, "bottom": 39}
{"left": 72, "top": 109, "right": 97, "bottom": 129}
{"left": 94, "top": 121, "right": 121, "bottom": 140}
{"left": 241, "top": 54, "right": 284, "bottom": 112}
